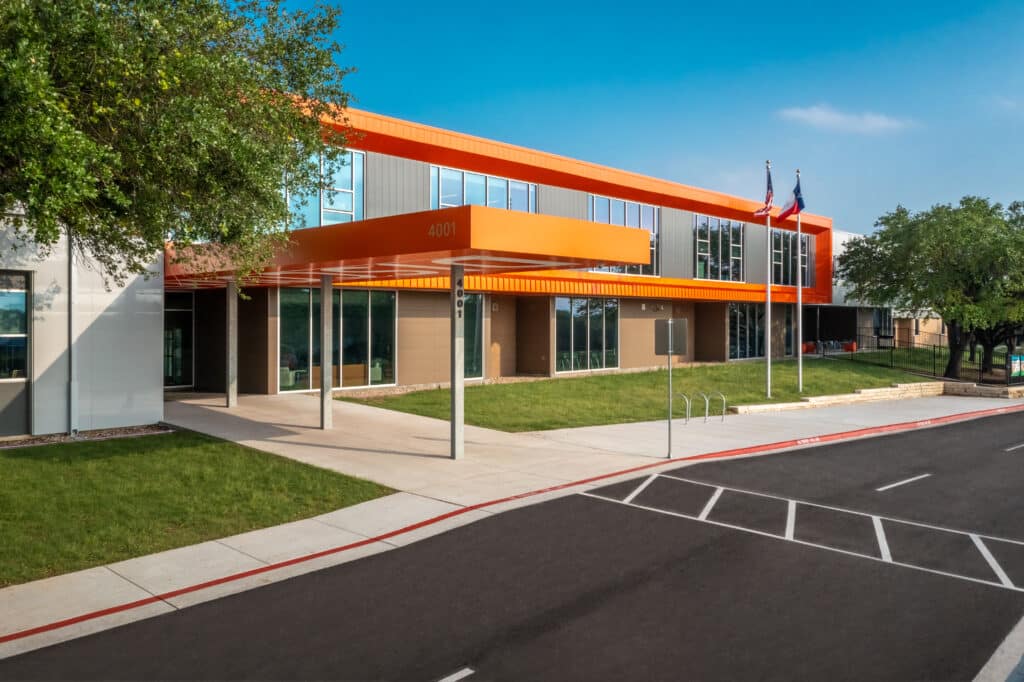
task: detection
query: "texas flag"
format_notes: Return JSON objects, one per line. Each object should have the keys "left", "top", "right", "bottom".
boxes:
{"left": 776, "top": 176, "right": 805, "bottom": 221}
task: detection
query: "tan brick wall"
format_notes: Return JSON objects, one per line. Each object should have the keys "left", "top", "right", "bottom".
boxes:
{"left": 516, "top": 296, "right": 551, "bottom": 375}
{"left": 488, "top": 295, "right": 517, "bottom": 379}
{"left": 396, "top": 291, "right": 450, "bottom": 385}
{"left": 694, "top": 302, "right": 728, "bottom": 362}
{"left": 619, "top": 299, "right": 694, "bottom": 368}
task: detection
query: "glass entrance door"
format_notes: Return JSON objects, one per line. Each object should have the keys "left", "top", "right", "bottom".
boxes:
{"left": 164, "top": 293, "right": 194, "bottom": 387}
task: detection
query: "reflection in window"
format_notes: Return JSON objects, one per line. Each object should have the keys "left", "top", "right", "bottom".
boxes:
{"left": 771, "top": 229, "right": 811, "bottom": 287}
{"left": 555, "top": 297, "right": 619, "bottom": 372}
{"left": 728, "top": 303, "right": 765, "bottom": 359}
{"left": 280, "top": 287, "right": 398, "bottom": 390}
{"left": 587, "top": 195, "right": 659, "bottom": 276}
{"left": 464, "top": 294, "right": 483, "bottom": 379}
{"left": 0, "top": 273, "right": 28, "bottom": 380}
{"left": 430, "top": 165, "right": 537, "bottom": 213}
{"left": 695, "top": 214, "right": 744, "bottom": 282}
{"left": 287, "top": 150, "right": 366, "bottom": 229}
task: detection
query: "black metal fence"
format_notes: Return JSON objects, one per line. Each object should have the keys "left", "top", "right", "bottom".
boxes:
{"left": 824, "top": 333, "right": 1024, "bottom": 386}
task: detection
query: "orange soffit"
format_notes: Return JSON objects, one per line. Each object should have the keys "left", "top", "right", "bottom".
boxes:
{"left": 332, "top": 108, "right": 832, "bottom": 233}
{"left": 164, "top": 206, "right": 650, "bottom": 289}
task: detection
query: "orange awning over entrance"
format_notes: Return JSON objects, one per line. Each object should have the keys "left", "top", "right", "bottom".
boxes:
{"left": 165, "top": 205, "right": 652, "bottom": 290}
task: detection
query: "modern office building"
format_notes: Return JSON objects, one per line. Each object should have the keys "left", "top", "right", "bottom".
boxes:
{"left": 164, "top": 109, "right": 834, "bottom": 398}
{"left": 1, "top": 108, "right": 834, "bottom": 438}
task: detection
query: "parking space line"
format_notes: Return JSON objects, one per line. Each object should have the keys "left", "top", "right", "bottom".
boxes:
{"left": 622, "top": 474, "right": 658, "bottom": 505}
{"left": 437, "top": 667, "right": 475, "bottom": 681}
{"left": 872, "top": 517, "right": 893, "bottom": 562}
{"left": 660, "top": 473, "right": 1024, "bottom": 548}
{"left": 972, "top": 535, "right": 1015, "bottom": 588}
{"left": 875, "top": 473, "right": 932, "bottom": 492}
{"left": 785, "top": 500, "right": 796, "bottom": 541}
{"left": 698, "top": 487, "right": 724, "bottom": 521}
{"left": 579, "top": 492, "right": 1022, "bottom": 593}
{"left": 1005, "top": 442, "right": 1024, "bottom": 452}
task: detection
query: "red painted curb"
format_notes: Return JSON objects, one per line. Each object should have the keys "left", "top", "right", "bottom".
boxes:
{"left": 3, "top": 401, "right": 1023, "bottom": 646}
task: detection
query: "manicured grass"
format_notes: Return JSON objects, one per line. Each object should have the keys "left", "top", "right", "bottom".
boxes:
{"left": 0, "top": 431, "right": 393, "bottom": 587}
{"left": 347, "top": 358, "right": 930, "bottom": 432}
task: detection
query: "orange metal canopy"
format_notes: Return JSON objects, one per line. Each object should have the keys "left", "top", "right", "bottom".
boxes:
{"left": 164, "top": 205, "right": 652, "bottom": 290}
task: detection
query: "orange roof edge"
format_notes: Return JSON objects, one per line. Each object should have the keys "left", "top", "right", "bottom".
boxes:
{"left": 328, "top": 108, "right": 832, "bottom": 232}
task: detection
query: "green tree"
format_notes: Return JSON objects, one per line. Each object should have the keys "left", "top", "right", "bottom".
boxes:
{"left": 837, "top": 197, "right": 1024, "bottom": 378}
{"left": 0, "top": 0, "right": 351, "bottom": 284}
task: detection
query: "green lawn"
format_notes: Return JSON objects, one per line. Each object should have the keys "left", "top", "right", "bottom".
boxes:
{"left": 347, "top": 358, "right": 929, "bottom": 432}
{"left": 0, "top": 431, "right": 393, "bottom": 587}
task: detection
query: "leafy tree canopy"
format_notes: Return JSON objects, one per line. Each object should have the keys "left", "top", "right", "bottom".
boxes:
{"left": 0, "top": 0, "right": 351, "bottom": 284}
{"left": 838, "top": 197, "right": 1024, "bottom": 331}
{"left": 837, "top": 197, "right": 1024, "bottom": 375}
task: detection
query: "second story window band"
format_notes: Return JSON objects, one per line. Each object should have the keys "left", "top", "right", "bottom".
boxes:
{"left": 695, "top": 214, "right": 744, "bottom": 282}
{"left": 430, "top": 166, "right": 537, "bottom": 213}
{"left": 587, "top": 195, "right": 659, "bottom": 276}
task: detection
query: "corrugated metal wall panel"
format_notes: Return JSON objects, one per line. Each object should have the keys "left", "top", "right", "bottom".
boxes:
{"left": 745, "top": 222, "right": 768, "bottom": 284}
{"left": 365, "top": 152, "right": 430, "bottom": 219}
{"left": 537, "top": 185, "right": 588, "bottom": 220}
{"left": 660, "top": 208, "right": 694, "bottom": 279}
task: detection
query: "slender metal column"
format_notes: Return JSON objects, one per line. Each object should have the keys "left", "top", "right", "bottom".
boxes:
{"left": 225, "top": 280, "right": 238, "bottom": 407}
{"left": 796, "top": 174, "right": 803, "bottom": 393}
{"left": 765, "top": 212, "right": 773, "bottom": 398}
{"left": 320, "top": 275, "right": 333, "bottom": 429}
{"left": 450, "top": 265, "right": 465, "bottom": 460}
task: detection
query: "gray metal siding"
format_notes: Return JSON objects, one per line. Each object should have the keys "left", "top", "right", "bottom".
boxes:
{"left": 659, "top": 208, "right": 694, "bottom": 279}
{"left": 745, "top": 223, "right": 769, "bottom": 284}
{"left": 537, "top": 185, "right": 587, "bottom": 220}
{"left": 364, "top": 152, "right": 430, "bottom": 219}
{"left": 0, "top": 382, "right": 28, "bottom": 436}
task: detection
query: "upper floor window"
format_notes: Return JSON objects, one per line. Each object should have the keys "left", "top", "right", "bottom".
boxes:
{"left": 587, "top": 195, "right": 659, "bottom": 276}
{"left": 429, "top": 166, "right": 536, "bottom": 213}
{"left": 287, "top": 149, "right": 365, "bottom": 229}
{"left": 695, "top": 214, "right": 743, "bottom": 281}
{"left": 0, "top": 272, "right": 28, "bottom": 381}
{"left": 771, "top": 228, "right": 811, "bottom": 287}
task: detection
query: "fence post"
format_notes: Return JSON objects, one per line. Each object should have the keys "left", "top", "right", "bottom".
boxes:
{"left": 890, "top": 343, "right": 894, "bottom": 368}
{"left": 933, "top": 345, "right": 936, "bottom": 377}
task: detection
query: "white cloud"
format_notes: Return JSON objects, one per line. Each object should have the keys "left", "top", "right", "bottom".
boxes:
{"left": 992, "top": 95, "right": 1019, "bottom": 111}
{"left": 778, "top": 104, "right": 913, "bottom": 134}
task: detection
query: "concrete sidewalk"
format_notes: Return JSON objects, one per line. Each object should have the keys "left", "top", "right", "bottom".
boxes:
{"left": 2, "top": 392, "right": 1023, "bottom": 659}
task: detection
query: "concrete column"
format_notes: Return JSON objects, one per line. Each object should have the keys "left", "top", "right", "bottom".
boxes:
{"left": 320, "top": 275, "right": 333, "bottom": 430}
{"left": 450, "top": 265, "right": 465, "bottom": 460}
{"left": 226, "top": 280, "right": 238, "bottom": 407}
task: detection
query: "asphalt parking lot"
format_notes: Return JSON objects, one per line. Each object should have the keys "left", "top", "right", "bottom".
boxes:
{"left": 2, "top": 413, "right": 1024, "bottom": 681}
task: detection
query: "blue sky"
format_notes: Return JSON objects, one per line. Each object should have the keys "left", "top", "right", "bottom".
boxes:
{"left": 292, "top": 0, "right": 1024, "bottom": 233}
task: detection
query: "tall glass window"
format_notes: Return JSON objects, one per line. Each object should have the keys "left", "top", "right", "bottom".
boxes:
{"left": 163, "top": 292, "right": 194, "bottom": 387}
{"left": 0, "top": 273, "right": 28, "bottom": 381}
{"left": 728, "top": 303, "right": 765, "bottom": 359}
{"left": 280, "top": 287, "right": 397, "bottom": 390}
{"left": 555, "top": 297, "right": 619, "bottom": 372}
{"left": 464, "top": 294, "right": 484, "bottom": 379}
{"left": 695, "top": 214, "right": 744, "bottom": 282}
{"left": 771, "top": 229, "right": 811, "bottom": 286}
{"left": 588, "top": 195, "right": 659, "bottom": 276}
{"left": 430, "top": 166, "right": 537, "bottom": 213}
{"left": 287, "top": 149, "right": 366, "bottom": 229}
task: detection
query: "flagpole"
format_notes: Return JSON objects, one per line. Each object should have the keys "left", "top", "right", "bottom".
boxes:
{"left": 796, "top": 169, "right": 803, "bottom": 393}
{"left": 765, "top": 160, "right": 772, "bottom": 399}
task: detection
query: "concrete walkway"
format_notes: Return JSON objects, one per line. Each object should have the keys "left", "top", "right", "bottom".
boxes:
{"left": 3, "top": 392, "right": 1023, "bottom": 659}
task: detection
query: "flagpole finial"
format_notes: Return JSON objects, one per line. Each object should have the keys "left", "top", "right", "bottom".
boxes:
{"left": 796, "top": 168, "right": 801, "bottom": 176}
{"left": 766, "top": 160, "right": 771, "bottom": 169}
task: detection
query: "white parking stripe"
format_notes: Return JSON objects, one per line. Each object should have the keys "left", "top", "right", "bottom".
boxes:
{"left": 785, "top": 500, "right": 796, "bottom": 541}
{"left": 876, "top": 473, "right": 932, "bottom": 492}
{"left": 1005, "top": 442, "right": 1024, "bottom": 452}
{"left": 659, "top": 473, "right": 1024, "bottom": 548}
{"left": 623, "top": 474, "right": 658, "bottom": 505}
{"left": 699, "top": 487, "right": 724, "bottom": 521}
{"left": 972, "top": 534, "right": 1015, "bottom": 588}
{"left": 873, "top": 516, "right": 893, "bottom": 562}
{"left": 437, "top": 667, "right": 475, "bottom": 682}
{"left": 580, "top": 492, "right": 1022, "bottom": 593}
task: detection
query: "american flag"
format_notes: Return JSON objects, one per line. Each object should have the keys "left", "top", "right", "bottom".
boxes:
{"left": 753, "top": 164, "right": 773, "bottom": 217}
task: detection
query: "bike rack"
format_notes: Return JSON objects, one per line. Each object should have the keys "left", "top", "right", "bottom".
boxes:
{"left": 689, "top": 392, "right": 726, "bottom": 423}
{"left": 712, "top": 391, "right": 726, "bottom": 422}
{"left": 676, "top": 393, "right": 692, "bottom": 425}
